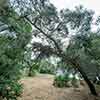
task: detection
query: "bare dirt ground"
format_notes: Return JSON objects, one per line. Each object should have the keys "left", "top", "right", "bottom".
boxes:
{"left": 18, "top": 74, "right": 100, "bottom": 100}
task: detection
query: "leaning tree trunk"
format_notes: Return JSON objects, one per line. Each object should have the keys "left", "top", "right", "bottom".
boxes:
{"left": 60, "top": 53, "right": 98, "bottom": 96}
{"left": 72, "top": 61, "right": 98, "bottom": 96}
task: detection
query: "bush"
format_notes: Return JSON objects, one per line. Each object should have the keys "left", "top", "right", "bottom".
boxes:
{"left": 0, "top": 80, "right": 22, "bottom": 100}
{"left": 39, "top": 67, "right": 54, "bottom": 74}
{"left": 0, "top": 32, "right": 29, "bottom": 99}
{"left": 53, "top": 74, "right": 72, "bottom": 88}
{"left": 38, "top": 60, "right": 55, "bottom": 74}
{"left": 53, "top": 73, "right": 80, "bottom": 88}
{"left": 72, "top": 77, "right": 80, "bottom": 88}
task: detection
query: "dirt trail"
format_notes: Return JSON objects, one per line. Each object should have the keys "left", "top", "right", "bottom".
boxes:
{"left": 18, "top": 74, "right": 99, "bottom": 100}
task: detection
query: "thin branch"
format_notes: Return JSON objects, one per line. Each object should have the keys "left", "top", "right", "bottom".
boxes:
{"left": 51, "top": 22, "right": 63, "bottom": 33}
{"left": 25, "top": 17, "right": 63, "bottom": 54}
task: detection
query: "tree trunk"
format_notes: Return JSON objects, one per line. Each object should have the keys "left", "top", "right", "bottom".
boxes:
{"left": 0, "top": 96, "right": 3, "bottom": 100}
{"left": 60, "top": 53, "right": 98, "bottom": 96}
{"left": 72, "top": 61, "right": 98, "bottom": 96}
{"left": 28, "top": 66, "right": 32, "bottom": 76}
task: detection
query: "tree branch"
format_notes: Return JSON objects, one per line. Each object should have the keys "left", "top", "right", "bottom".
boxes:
{"left": 51, "top": 22, "right": 63, "bottom": 33}
{"left": 25, "top": 17, "right": 63, "bottom": 54}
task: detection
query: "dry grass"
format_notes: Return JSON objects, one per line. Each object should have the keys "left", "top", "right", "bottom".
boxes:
{"left": 18, "top": 74, "right": 100, "bottom": 100}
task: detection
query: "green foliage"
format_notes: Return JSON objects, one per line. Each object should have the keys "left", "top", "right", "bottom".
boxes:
{"left": 28, "top": 63, "right": 39, "bottom": 77}
{"left": 0, "top": 0, "right": 99, "bottom": 96}
{"left": 0, "top": 80, "right": 22, "bottom": 100}
{"left": 27, "top": 59, "right": 55, "bottom": 76}
{"left": 28, "top": 69, "right": 38, "bottom": 77}
{"left": 67, "top": 32, "right": 100, "bottom": 80}
{"left": 39, "top": 60, "right": 56, "bottom": 74}
{"left": 54, "top": 74, "right": 79, "bottom": 87}
{"left": 0, "top": 4, "right": 32, "bottom": 99}
{"left": 39, "top": 65, "right": 54, "bottom": 74}
{"left": 54, "top": 75, "right": 67, "bottom": 88}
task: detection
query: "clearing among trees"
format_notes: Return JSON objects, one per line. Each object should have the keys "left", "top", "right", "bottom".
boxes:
{"left": 18, "top": 74, "right": 100, "bottom": 100}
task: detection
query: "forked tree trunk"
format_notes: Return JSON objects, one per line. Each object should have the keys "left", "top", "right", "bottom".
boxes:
{"left": 72, "top": 61, "right": 98, "bottom": 96}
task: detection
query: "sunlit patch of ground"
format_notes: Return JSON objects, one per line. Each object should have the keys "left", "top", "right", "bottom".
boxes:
{"left": 18, "top": 74, "right": 100, "bottom": 100}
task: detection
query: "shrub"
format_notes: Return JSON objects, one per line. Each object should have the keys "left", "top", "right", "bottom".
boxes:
{"left": 72, "top": 77, "right": 80, "bottom": 88}
{"left": 38, "top": 60, "right": 55, "bottom": 74}
{"left": 53, "top": 74, "right": 72, "bottom": 87}
{"left": 39, "top": 67, "right": 54, "bottom": 74}
{"left": 53, "top": 73, "right": 80, "bottom": 88}
{"left": 0, "top": 15, "right": 32, "bottom": 99}
{"left": 0, "top": 80, "right": 22, "bottom": 100}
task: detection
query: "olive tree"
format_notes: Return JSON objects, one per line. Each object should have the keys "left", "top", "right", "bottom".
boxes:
{"left": 11, "top": 0, "right": 100, "bottom": 96}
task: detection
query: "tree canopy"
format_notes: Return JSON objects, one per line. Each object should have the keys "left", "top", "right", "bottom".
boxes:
{"left": 0, "top": 0, "right": 100, "bottom": 99}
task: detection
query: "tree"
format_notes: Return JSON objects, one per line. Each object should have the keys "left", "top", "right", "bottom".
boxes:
{"left": 11, "top": 0, "right": 99, "bottom": 96}
{"left": 68, "top": 32, "right": 100, "bottom": 80}
{"left": 0, "top": 0, "right": 32, "bottom": 99}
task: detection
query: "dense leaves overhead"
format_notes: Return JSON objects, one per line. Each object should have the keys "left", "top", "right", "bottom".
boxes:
{"left": 61, "top": 6, "right": 94, "bottom": 32}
